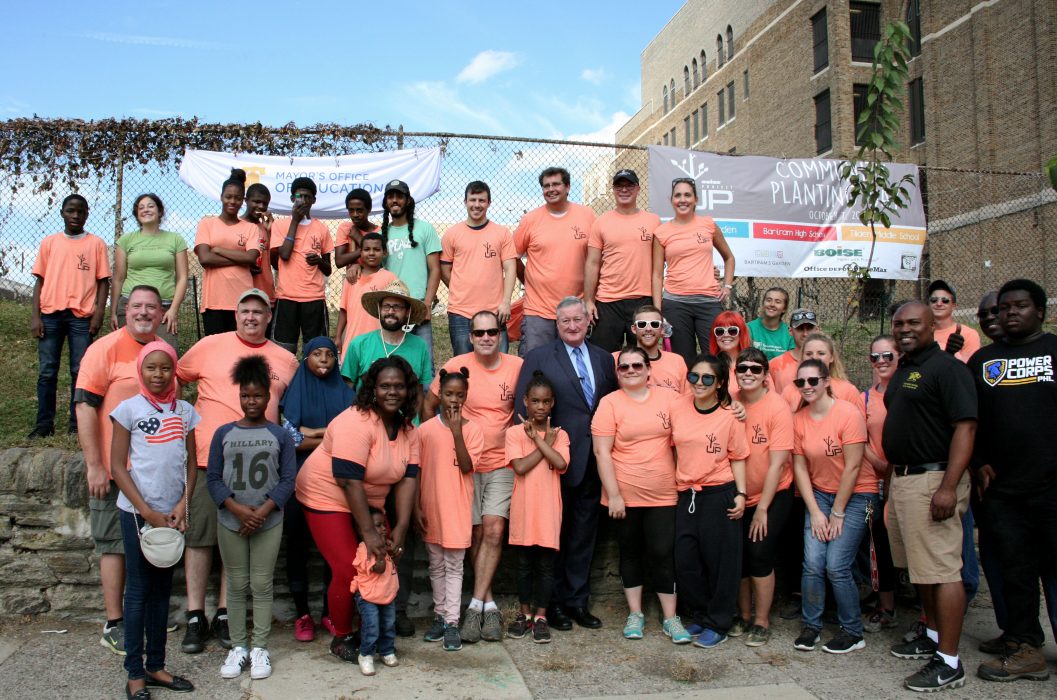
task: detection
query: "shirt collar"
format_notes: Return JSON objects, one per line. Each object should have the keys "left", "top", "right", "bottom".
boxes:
{"left": 899, "top": 341, "right": 941, "bottom": 367}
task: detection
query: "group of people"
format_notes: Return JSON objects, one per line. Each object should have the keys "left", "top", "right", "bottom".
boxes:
{"left": 27, "top": 166, "right": 1056, "bottom": 697}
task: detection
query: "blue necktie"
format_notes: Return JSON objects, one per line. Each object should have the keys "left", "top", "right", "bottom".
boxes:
{"left": 573, "top": 345, "right": 594, "bottom": 407}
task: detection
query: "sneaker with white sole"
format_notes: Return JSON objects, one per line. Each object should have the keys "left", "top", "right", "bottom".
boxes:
{"left": 358, "top": 653, "right": 376, "bottom": 676}
{"left": 662, "top": 616, "right": 692, "bottom": 644}
{"left": 904, "top": 654, "right": 966, "bottom": 692}
{"left": 382, "top": 653, "right": 399, "bottom": 667}
{"left": 794, "top": 626, "right": 821, "bottom": 651}
{"left": 249, "top": 647, "right": 272, "bottom": 680}
{"left": 100, "top": 622, "right": 126, "bottom": 656}
{"left": 220, "top": 647, "right": 249, "bottom": 679}
{"left": 822, "top": 629, "right": 866, "bottom": 654}
{"left": 623, "top": 611, "right": 645, "bottom": 640}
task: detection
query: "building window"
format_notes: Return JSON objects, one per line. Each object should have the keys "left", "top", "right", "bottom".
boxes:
{"left": 853, "top": 83, "right": 870, "bottom": 146}
{"left": 692, "top": 59, "right": 700, "bottom": 88}
{"left": 692, "top": 109, "right": 700, "bottom": 142}
{"left": 670, "top": 127, "right": 677, "bottom": 146}
{"left": 727, "top": 82, "right": 736, "bottom": 120}
{"left": 906, "top": 0, "right": 921, "bottom": 57}
{"left": 684, "top": 66, "right": 691, "bottom": 95}
{"left": 718, "top": 89, "right": 726, "bottom": 125}
{"left": 670, "top": 79, "right": 677, "bottom": 106}
{"left": 814, "top": 90, "right": 832, "bottom": 154}
{"left": 726, "top": 25, "right": 734, "bottom": 60}
{"left": 850, "top": 2, "right": 882, "bottom": 62}
{"left": 702, "top": 102, "right": 708, "bottom": 136}
{"left": 700, "top": 50, "right": 708, "bottom": 81}
{"left": 684, "top": 116, "right": 691, "bottom": 147}
{"left": 662, "top": 85, "right": 668, "bottom": 113}
{"left": 717, "top": 35, "right": 725, "bottom": 67}
{"left": 811, "top": 8, "right": 828, "bottom": 73}
{"left": 663, "top": 132, "right": 669, "bottom": 146}
{"left": 743, "top": 70, "right": 749, "bottom": 99}
{"left": 909, "top": 77, "right": 925, "bottom": 144}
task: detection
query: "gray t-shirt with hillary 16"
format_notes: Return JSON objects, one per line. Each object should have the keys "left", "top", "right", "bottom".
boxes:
{"left": 206, "top": 422, "right": 297, "bottom": 533}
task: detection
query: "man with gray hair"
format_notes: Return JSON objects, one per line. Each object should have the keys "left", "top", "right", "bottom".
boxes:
{"left": 515, "top": 296, "right": 617, "bottom": 631}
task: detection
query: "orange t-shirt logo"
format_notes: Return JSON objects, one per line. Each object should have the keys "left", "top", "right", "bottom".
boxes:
{"left": 499, "top": 382, "right": 514, "bottom": 401}
{"left": 696, "top": 232, "right": 709, "bottom": 244}
{"left": 657, "top": 411, "right": 672, "bottom": 430}
{"left": 751, "top": 423, "right": 768, "bottom": 444}
{"left": 572, "top": 225, "right": 587, "bottom": 240}
{"left": 311, "top": 236, "right": 323, "bottom": 253}
{"left": 77, "top": 254, "right": 90, "bottom": 271}
{"left": 639, "top": 226, "right": 653, "bottom": 242}
{"left": 824, "top": 436, "right": 843, "bottom": 457}
{"left": 237, "top": 231, "right": 248, "bottom": 247}
{"left": 705, "top": 433, "right": 722, "bottom": 454}
{"left": 483, "top": 242, "right": 497, "bottom": 258}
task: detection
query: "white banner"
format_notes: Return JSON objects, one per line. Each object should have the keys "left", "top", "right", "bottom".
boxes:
{"left": 178, "top": 148, "right": 443, "bottom": 219}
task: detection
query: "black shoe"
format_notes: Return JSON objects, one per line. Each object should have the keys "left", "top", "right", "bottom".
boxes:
{"left": 822, "top": 629, "right": 866, "bottom": 654}
{"left": 180, "top": 613, "right": 210, "bottom": 654}
{"left": 67, "top": 425, "right": 78, "bottom": 435}
{"left": 395, "top": 611, "right": 415, "bottom": 638}
{"left": 794, "top": 626, "right": 821, "bottom": 651}
{"left": 27, "top": 425, "right": 54, "bottom": 439}
{"left": 330, "top": 633, "right": 360, "bottom": 663}
{"left": 145, "top": 674, "right": 194, "bottom": 693}
{"left": 567, "top": 606, "right": 602, "bottom": 629}
{"left": 891, "top": 633, "right": 938, "bottom": 660}
{"left": 905, "top": 654, "right": 966, "bottom": 692}
{"left": 211, "top": 613, "right": 231, "bottom": 649}
{"left": 547, "top": 605, "right": 573, "bottom": 631}
{"left": 125, "top": 683, "right": 151, "bottom": 700}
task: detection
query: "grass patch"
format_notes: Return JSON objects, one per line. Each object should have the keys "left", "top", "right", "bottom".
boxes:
{"left": 668, "top": 657, "right": 718, "bottom": 683}
{"left": 541, "top": 657, "right": 578, "bottom": 673}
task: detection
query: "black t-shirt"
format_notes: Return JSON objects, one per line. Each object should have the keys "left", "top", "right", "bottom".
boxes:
{"left": 967, "top": 333, "right": 1057, "bottom": 496}
{"left": 882, "top": 342, "right": 977, "bottom": 464}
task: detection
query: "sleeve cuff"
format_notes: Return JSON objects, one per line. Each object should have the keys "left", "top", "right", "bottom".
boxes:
{"left": 73, "top": 388, "right": 103, "bottom": 407}
{"left": 333, "top": 457, "right": 366, "bottom": 480}
{"left": 404, "top": 463, "right": 420, "bottom": 478}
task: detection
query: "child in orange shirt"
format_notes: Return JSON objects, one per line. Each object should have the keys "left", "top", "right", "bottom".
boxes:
{"left": 30, "top": 194, "right": 110, "bottom": 437}
{"left": 335, "top": 232, "right": 397, "bottom": 355}
{"left": 505, "top": 372, "right": 570, "bottom": 644}
{"left": 416, "top": 368, "right": 484, "bottom": 652}
{"left": 350, "top": 508, "right": 400, "bottom": 676}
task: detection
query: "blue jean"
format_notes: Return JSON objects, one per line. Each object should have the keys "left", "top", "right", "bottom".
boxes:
{"left": 120, "top": 510, "right": 175, "bottom": 680}
{"left": 36, "top": 310, "right": 92, "bottom": 431}
{"left": 802, "top": 490, "right": 871, "bottom": 636}
{"left": 410, "top": 319, "right": 434, "bottom": 368}
{"left": 448, "top": 312, "right": 508, "bottom": 356}
{"left": 960, "top": 507, "right": 979, "bottom": 603}
{"left": 355, "top": 593, "right": 396, "bottom": 656}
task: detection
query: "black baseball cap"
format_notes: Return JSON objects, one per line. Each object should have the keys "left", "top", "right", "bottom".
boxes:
{"left": 927, "top": 280, "right": 956, "bottom": 302}
{"left": 790, "top": 309, "right": 818, "bottom": 329}
{"left": 384, "top": 179, "right": 411, "bottom": 196}
{"left": 613, "top": 169, "right": 639, "bottom": 185}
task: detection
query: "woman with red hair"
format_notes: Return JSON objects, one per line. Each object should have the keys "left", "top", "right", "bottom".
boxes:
{"left": 710, "top": 311, "right": 752, "bottom": 387}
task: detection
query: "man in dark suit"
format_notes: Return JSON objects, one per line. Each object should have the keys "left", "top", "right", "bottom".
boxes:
{"left": 515, "top": 296, "right": 618, "bottom": 630}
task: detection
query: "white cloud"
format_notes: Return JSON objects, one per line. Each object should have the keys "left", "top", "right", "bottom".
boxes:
{"left": 581, "top": 68, "right": 606, "bottom": 85}
{"left": 456, "top": 50, "right": 521, "bottom": 84}
{"left": 570, "top": 111, "right": 631, "bottom": 145}
{"left": 0, "top": 96, "right": 30, "bottom": 115}
{"left": 77, "top": 31, "right": 230, "bottom": 51}
{"left": 403, "top": 81, "right": 507, "bottom": 135}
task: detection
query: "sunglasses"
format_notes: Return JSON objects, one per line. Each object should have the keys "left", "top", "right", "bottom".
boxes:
{"left": 713, "top": 326, "right": 740, "bottom": 337}
{"left": 929, "top": 296, "right": 952, "bottom": 304}
{"left": 633, "top": 320, "right": 662, "bottom": 329}
{"left": 735, "top": 364, "right": 764, "bottom": 375}
{"left": 793, "top": 376, "right": 823, "bottom": 388}
{"left": 790, "top": 311, "right": 817, "bottom": 324}
{"left": 672, "top": 177, "right": 696, "bottom": 187}
{"left": 686, "top": 372, "right": 717, "bottom": 386}
{"left": 977, "top": 306, "right": 999, "bottom": 318}
{"left": 617, "top": 362, "right": 646, "bottom": 372}
{"left": 471, "top": 328, "right": 501, "bottom": 337}
{"left": 869, "top": 351, "right": 895, "bottom": 363}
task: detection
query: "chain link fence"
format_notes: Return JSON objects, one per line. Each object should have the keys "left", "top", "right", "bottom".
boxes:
{"left": 1, "top": 127, "right": 1054, "bottom": 386}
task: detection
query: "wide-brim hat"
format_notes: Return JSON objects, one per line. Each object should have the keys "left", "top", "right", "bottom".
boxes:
{"left": 361, "top": 279, "right": 430, "bottom": 325}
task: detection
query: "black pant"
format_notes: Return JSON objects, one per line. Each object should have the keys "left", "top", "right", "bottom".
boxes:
{"left": 517, "top": 546, "right": 556, "bottom": 610}
{"left": 284, "top": 496, "right": 331, "bottom": 618}
{"left": 983, "top": 487, "right": 1057, "bottom": 647}
{"left": 616, "top": 505, "right": 676, "bottom": 592}
{"left": 777, "top": 495, "right": 806, "bottom": 596}
{"left": 201, "top": 309, "right": 237, "bottom": 336}
{"left": 868, "top": 493, "right": 897, "bottom": 594}
{"left": 272, "top": 298, "right": 328, "bottom": 352}
{"left": 552, "top": 463, "right": 602, "bottom": 608}
{"left": 675, "top": 484, "right": 743, "bottom": 633}
{"left": 664, "top": 298, "right": 723, "bottom": 368}
{"left": 592, "top": 297, "right": 652, "bottom": 352}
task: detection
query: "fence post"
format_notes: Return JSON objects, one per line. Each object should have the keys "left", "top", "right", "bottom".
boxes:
{"left": 397, "top": 125, "right": 404, "bottom": 150}
{"left": 113, "top": 151, "right": 125, "bottom": 242}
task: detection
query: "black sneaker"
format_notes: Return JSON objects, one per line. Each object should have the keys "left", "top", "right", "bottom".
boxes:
{"left": 822, "top": 629, "right": 866, "bottom": 654}
{"left": 211, "top": 613, "right": 231, "bottom": 650}
{"left": 507, "top": 613, "right": 532, "bottom": 639}
{"left": 330, "top": 633, "right": 359, "bottom": 663}
{"left": 181, "top": 613, "right": 210, "bottom": 654}
{"left": 423, "top": 615, "right": 446, "bottom": 643}
{"left": 891, "top": 633, "right": 938, "bottom": 660}
{"left": 395, "top": 611, "right": 415, "bottom": 638}
{"left": 532, "top": 617, "right": 551, "bottom": 644}
{"left": 905, "top": 654, "right": 966, "bottom": 692}
{"left": 794, "top": 626, "right": 821, "bottom": 651}
{"left": 27, "top": 425, "right": 54, "bottom": 439}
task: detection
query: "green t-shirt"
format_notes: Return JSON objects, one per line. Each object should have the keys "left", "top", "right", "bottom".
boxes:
{"left": 383, "top": 218, "right": 441, "bottom": 302}
{"left": 340, "top": 330, "right": 433, "bottom": 391}
{"left": 747, "top": 318, "right": 796, "bottom": 360}
{"left": 117, "top": 230, "right": 188, "bottom": 299}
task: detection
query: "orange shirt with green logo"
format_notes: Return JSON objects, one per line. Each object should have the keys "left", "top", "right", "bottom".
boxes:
{"left": 793, "top": 399, "right": 875, "bottom": 495}
{"left": 32, "top": 232, "right": 111, "bottom": 316}
{"left": 653, "top": 215, "right": 722, "bottom": 297}
{"left": 194, "top": 217, "right": 260, "bottom": 311}
{"left": 591, "top": 388, "right": 677, "bottom": 507}
{"left": 514, "top": 203, "right": 596, "bottom": 319}
{"left": 671, "top": 400, "right": 751, "bottom": 490}
{"left": 506, "top": 426, "right": 569, "bottom": 549}
{"left": 269, "top": 218, "right": 334, "bottom": 302}
{"left": 735, "top": 389, "right": 795, "bottom": 506}
{"left": 588, "top": 210, "right": 659, "bottom": 302}
{"left": 441, "top": 221, "right": 517, "bottom": 318}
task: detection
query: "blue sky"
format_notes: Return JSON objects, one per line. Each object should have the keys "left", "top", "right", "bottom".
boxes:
{"left": 3, "top": 0, "right": 684, "bottom": 142}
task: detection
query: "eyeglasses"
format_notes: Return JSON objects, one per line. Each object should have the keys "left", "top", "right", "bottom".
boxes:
{"left": 929, "top": 296, "right": 952, "bottom": 304}
{"left": 686, "top": 372, "right": 717, "bottom": 386}
{"left": 633, "top": 320, "right": 662, "bottom": 329}
{"left": 380, "top": 303, "right": 408, "bottom": 312}
{"left": 793, "top": 376, "right": 823, "bottom": 388}
{"left": 617, "top": 362, "right": 646, "bottom": 372}
{"left": 735, "top": 364, "right": 764, "bottom": 375}
{"left": 471, "top": 328, "right": 500, "bottom": 337}
{"left": 790, "top": 311, "right": 817, "bottom": 325}
{"left": 869, "top": 351, "right": 895, "bottom": 363}
{"left": 977, "top": 306, "right": 999, "bottom": 318}
{"left": 714, "top": 326, "right": 740, "bottom": 337}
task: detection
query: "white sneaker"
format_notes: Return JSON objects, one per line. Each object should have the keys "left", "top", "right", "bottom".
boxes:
{"left": 220, "top": 647, "right": 249, "bottom": 678}
{"left": 382, "top": 653, "right": 399, "bottom": 667}
{"left": 249, "top": 647, "right": 272, "bottom": 680}
{"left": 358, "top": 653, "right": 376, "bottom": 676}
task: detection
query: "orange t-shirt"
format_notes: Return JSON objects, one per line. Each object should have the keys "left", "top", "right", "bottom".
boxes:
{"left": 934, "top": 324, "right": 982, "bottom": 364}
{"left": 588, "top": 210, "right": 659, "bottom": 302}
{"left": 864, "top": 385, "right": 888, "bottom": 476}
{"left": 32, "top": 232, "right": 110, "bottom": 317}
{"left": 338, "top": 268, "right": 398, "bottom": 351}
{"left": 416, "top": 416, "right": 484, "bottom": 549}
{"left": 335, "top": 221, "right": 380, "bottom": 248}
{"left": 793, "top": 399, "right": 875, "bottom": 495}
{"left": 295, "top": 408, "right": 420, "bottom": 513}
{"left": 248, "top": 223, "right": 275, "bottom": 302}
{"left": 194, "top": 217, "right": 260, "bottom": 311}
{"left": 75, "top": 328, "right": 148, "bottom": 476}
{"left": 591, "top": 389, "right": 677, "bottom": 507}
{"left": 513, "top": 203, "right": 596, "bottom": 319}
{"left": 611, "top": 349, "right": 687, "bottom": 394}
{"left": 653, "top": 215, "right": 721, "bottom": 297}
{"left": 429, "top": 352, "right": 523, "bottom": 473}
{"left": 769, "top": 351, "right": 798, "bottom": 394}
{"left": 176, "top": 333, "right": 298, "bottom": 467}
{"left": 781, "top": 378, "right": 865, "bottom": 416}
{"left": 350, "top": 542, "right": 399, "bottom": 605}
{"left": 506, "top": 426, "right": 570, "bottom": 549}
{"left": 441, "top": 221, "right": 517, "bottom": 318}
{"left": 269, "top": 218, "right": 335, "bottom": 302}
{"left": 735, "top": 389, "right": 795, "bottom": 506}
{"left": 671, "top": 400, "right": 750, "bottom": 490}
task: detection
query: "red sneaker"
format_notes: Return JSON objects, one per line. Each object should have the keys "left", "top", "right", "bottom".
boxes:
{"left": 321, "top": 616, "right": 337, "bottom": 637}
{"left": 294, "top": 614, "right": 316, "bottom": 642}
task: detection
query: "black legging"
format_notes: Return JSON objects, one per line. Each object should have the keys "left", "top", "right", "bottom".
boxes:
{"left": 517, "top": 545, "right": 557, "bottom": 610}
{"left": 616, "top": 505, "right": 676, "bottom": 592}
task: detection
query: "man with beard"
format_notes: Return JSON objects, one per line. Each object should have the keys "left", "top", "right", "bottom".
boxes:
{"left": 969, "top": 279, "right": 1057, "bottom": 682}
{"left": 75, "top": 285, "right": 164, "bottom": 654}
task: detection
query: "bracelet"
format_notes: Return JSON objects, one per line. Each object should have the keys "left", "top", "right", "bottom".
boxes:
{"left": 831, "top": 511, "right": 845, "bottom": 519}
{"left": 284, "top": 235, "right": 296, "bottom": 243}
{"left": 723, "top": 283, "right": 733, "bottom": 289}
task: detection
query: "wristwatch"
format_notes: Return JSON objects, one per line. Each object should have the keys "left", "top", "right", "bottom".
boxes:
{"left": 735, "top": 491, "right": 747, "bottom": 499}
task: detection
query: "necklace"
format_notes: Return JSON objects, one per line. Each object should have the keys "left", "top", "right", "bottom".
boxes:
{"left": 381, "top": 333, "right": 405, "bottom": 358}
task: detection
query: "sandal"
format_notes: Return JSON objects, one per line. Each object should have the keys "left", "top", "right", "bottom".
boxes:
{"left": 145, "top": 673, "right": 194, "bottom": 693}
